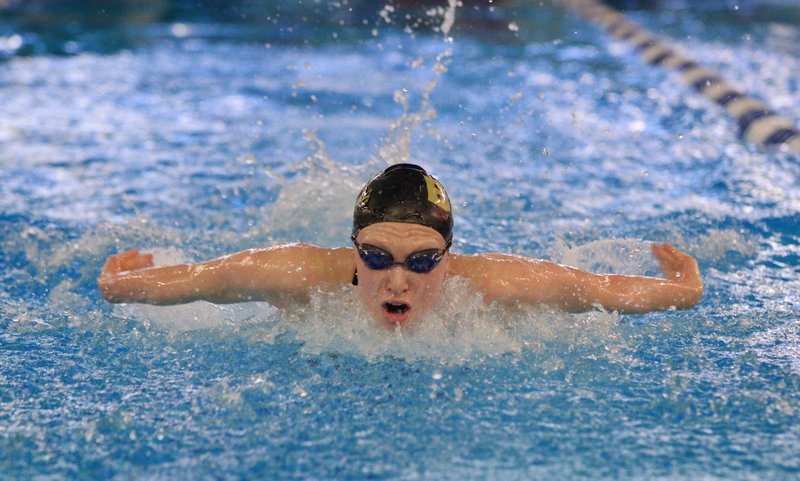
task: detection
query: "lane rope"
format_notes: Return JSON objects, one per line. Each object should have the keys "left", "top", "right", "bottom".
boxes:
{"left": 554, "top": 0, "right": 800, "bottom": 153}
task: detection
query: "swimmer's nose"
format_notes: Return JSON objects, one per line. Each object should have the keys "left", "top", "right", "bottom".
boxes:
{"left": 385, "top": 266, "right": 409, "bottom": 294}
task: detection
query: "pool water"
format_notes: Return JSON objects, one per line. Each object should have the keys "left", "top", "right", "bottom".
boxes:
{"left": 1, "top": 1, "right": 799, "bottom": 479}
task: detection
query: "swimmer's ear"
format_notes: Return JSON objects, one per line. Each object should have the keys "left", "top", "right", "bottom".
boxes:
{"left": 352, "top": 270, "right": 358, "bottom": 286}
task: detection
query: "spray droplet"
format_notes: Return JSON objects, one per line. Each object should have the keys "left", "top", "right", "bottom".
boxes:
{"left": 541, "top": 147, "right": 550, "bottom": 156}
{"left": 508, "top": 22, "right": 519, "bottom": 32}
{"left": 628, "top": 120, "right": 646, "bottom": 133}
{"left": 171, "top": 23, "right": 190, "bottom": 38}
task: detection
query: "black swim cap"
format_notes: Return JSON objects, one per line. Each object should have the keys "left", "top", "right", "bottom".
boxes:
{"left": 352, "top": 163, "right": 453, "bottom": 244}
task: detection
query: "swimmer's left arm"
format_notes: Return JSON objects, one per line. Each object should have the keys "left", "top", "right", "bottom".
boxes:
{"left": 450, "top": 243, "right": 703, "bottom": 314}
{"left": 560, "top": 243, "right": 704, "bottom": 313}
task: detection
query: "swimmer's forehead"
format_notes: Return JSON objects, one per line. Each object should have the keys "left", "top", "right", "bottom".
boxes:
{"left": 356, "top": 222, "right": 446, "bottom": 250}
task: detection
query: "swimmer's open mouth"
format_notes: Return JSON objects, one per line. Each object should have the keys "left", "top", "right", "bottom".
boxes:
{"left": 383, "top": 302, "right": 410, "bottom": 314}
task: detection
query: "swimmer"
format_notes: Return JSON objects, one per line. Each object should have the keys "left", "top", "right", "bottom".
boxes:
{"left": 98, "top": 163, "right": 703, "bottom": 329}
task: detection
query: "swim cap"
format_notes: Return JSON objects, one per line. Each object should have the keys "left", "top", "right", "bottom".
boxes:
{"left": 352, "top": 163, "right": 453, "bottom": 244}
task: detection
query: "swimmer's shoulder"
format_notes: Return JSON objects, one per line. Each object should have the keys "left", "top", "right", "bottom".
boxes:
{"left": 447, "top": 253, "right": 506, "bottom": 285}
{"left": 448, "top": 251, "right": 530, "bottom": 277}
{"left": 242, "top": 243, "right": 355, "bottom": 288}
{"left": 448, "top": 252, "right": 560, "bottom": 305}
{"left": 293, "top": 243, "right": 356, "bottom": 287}
{"left": 447, "top": 253, "right": 514, "bottom": 302}
{"left": 447, "top": 251, "right": 554, "bottom": 287}
{"left": 447, "top": 252, "right": 478, "bottom": 277}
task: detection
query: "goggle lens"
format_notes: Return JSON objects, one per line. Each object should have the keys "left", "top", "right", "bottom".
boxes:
{"left": 355, "top": 243, "right": 445, "bottom": 274}
{"left": 360, "top": 247, "right": 395, "bottom": 270}
{"left": 404, "top": 250, "right": 442, "bottom": 273}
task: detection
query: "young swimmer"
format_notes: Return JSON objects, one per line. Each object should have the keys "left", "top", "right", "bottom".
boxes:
{"left": 98, "top": 163, "right": 703, "bottom": 329}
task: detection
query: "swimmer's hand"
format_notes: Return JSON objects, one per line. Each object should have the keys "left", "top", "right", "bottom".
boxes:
{"left": 98, "top": 249, "right": 155, "bottom": 303}
{"left": 651, "top": 243, "right": 703, "bottom": 291}
{"left": 101, "top": 249, "right": 154, "bottom": 277}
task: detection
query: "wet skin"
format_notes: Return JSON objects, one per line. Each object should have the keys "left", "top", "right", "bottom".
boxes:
{"left": 354, "top": 223, "right": 449, "bottom": 329}
{"left": 99, "top": 228, "right": 703, "bottom": 325}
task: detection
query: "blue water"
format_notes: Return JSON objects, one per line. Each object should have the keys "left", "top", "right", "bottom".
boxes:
{"left": 1, "top": 1, "right": 799, "bottom": 480}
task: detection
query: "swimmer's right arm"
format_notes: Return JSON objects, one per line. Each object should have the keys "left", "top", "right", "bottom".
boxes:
{"left": 98, "top": 245, "right": 355, "bottom": 306}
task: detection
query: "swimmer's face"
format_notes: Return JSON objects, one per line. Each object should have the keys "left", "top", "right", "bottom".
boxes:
{"left": 354, "top": 222, "right": 449, "bottom": 329}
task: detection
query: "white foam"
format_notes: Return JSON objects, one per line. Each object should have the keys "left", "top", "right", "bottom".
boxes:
{"left": 264, "top": 132, "right": 366, "bottom": 246}
{"left": 117, "top": 300, "right": 279, "bottom": 336}
{"left": 746, "top": 323, "right": 800, "bottom": 377}
{"left": 284, "top": 276, "right": 621, "bottom": 364}
{"left": 84, "top": 269, "right": 625, "bottom": 365}
{"left": 557, "top": 238, "right": 660, "bottom": 276}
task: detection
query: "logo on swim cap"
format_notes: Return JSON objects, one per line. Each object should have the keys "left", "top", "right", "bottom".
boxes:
{"left": 423, "top": 175, "right": 451, "bottom": 213}
{"left": 352, "top": 163, "right": 453, "bottom": 244}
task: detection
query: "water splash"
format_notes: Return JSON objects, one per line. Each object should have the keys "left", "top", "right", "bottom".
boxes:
{"left": 440, "top": 0, "right": 458, "bottom": 38}
{"left": 557, "top": 238, "right": 661, "bottom": 276}
{"left": 284, "top": 276, "right": 621, "bottom": 365}
{"left": 266, "top": 3, "right": 460, "bottom": 242}
{"left": 266, "top": 131, "right": 364, "bottom": 246}
{"left": 370, "top": 0, "right": 457, "bottom": 167}
{"left": 372, "top": 47, "right": 453, "bottom": 168}
{"left": 104, "top": 261, "right": 623, "bottom": 365}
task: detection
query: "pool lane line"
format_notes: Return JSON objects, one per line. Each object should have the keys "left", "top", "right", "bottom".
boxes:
{"left": 553, "top": 0, "right": 800, "bottom": 153}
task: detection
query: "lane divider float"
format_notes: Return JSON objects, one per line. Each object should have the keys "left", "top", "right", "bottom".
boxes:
{"left": 554, "top": 0, "right": 800, "bottom": 153}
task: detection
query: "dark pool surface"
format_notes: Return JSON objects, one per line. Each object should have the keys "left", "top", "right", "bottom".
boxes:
{"left": 1, "top": 1, "right": 799, "bottom": 480}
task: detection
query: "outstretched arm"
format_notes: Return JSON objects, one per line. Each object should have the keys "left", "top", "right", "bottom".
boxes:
{"left": 450, "top": 243, "right": 703, "bottom": 314}
{"left": 98, "top": 244, "right": 354, "bottom": 306}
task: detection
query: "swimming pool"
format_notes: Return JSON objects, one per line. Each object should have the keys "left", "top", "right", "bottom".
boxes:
{"left": 1, "top": 1, "right": 799, "bottom": 479}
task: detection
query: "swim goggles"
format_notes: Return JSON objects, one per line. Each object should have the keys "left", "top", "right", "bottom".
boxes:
{"left": 353, "top": 240, "right": 449, "bottom": 274}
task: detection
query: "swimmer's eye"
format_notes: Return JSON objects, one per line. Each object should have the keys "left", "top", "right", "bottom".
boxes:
{"left": 357, "top": 245, "right": 395, "bottom": 270}
{"left": 403, "top": 249, "right": 444, "bottom": 273}
{"left": 354, "top": 242, "right": 447, "bottom": 274}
